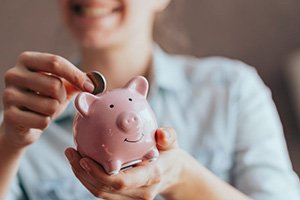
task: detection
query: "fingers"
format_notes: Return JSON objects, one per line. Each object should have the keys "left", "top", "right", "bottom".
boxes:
{"left": 155, "top": 127, "right": 178, "bottom": 150}
{"left": 3, "top": 85, "right": 52, "bottom": 130}
{"left": 0, "top": 51, "right": 91, "bottom": 148}
{"left": 77, "top": 156, "right": 161, "bottom": 192}
{"left": 64, "top": 143, "right": 180, "bottom": 200}
{"left": 3, "top": 87, "right": 60, "bottom": 117}
{"left": 17, "top": 51, "right": 94, "bottom": 93}
{"left": 6, "top": 69, "right": 66, "bottom": 102}
{"left": 79, "top": 157, "right": 161, "bottom": 200}
{"left": 65, "top": 128, "right": 179, "bottom": 199}
{"left": 65, "top": 148, "right": 121, "bottom": 199}
{"left": 4, "top": 106, "right": 50, "bottom": 130}
{"left": 66, "top": 153, "right": 159, "bottom": 200}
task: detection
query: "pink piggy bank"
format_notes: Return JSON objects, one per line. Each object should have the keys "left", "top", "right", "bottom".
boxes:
{"left": 73, "top": 76, "right": 159, "bottom": 175}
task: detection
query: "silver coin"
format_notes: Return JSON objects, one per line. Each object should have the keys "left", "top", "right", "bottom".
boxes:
{"left": 87, "top": 71, "right": 106, "bottom": 95}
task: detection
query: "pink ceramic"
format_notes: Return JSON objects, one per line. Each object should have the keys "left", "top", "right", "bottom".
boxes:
{"left": 73, "top": 76, "right": 159, "bottom": 175}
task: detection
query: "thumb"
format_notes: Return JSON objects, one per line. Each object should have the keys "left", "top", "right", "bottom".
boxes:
{"left": 155, "top": 127, "right": 178, "bottom": 151}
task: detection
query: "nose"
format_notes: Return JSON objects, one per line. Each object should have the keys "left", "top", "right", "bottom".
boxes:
{"left": 117, "top": 112, "right": 141, "bottom": 133}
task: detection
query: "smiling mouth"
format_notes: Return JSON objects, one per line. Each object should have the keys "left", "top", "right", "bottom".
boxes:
{"left": 70, "top": 3, "right": 122, "bottom": 17}
{"left": 124, "top": 134, "right": 144, "bottom": 143}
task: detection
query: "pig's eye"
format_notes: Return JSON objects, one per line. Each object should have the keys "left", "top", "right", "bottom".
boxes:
{"left": 128, "top": 98, "right": 133, "bottom": 101}
{"left": 109, "top": 104, "right": 114, "bottom": 108}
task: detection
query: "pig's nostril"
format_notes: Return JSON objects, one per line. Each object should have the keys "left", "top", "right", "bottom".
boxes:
{"left": 117, "top": 112, "right": 141, "bottom": 132}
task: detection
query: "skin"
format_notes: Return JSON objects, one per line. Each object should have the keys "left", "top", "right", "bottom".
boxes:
{"left": 0, "top": 0, "right": 252, "bottom": 199}
{"left": 66, "top": 128, "right": 251, "bottom": 200}
{"left": 59, "top": 0, "right": 168, "bottom": 89}
{"left": 0, "top": 52, "right": 95, "bottom": 199}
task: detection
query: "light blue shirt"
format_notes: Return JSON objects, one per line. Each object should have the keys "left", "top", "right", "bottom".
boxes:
{"left": 6, "top": 47, "right": 300, "bottom": 200}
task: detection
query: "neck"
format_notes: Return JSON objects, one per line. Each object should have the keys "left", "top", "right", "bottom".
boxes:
{"left": 80, "top": 39, "right": 154, "bottom": 90}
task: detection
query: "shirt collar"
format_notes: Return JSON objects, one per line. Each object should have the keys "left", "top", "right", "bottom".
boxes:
{"left": 151, "top": 45, "right": 187, "bottom": 93}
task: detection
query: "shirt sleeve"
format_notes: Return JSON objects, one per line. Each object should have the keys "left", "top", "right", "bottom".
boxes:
{"left": 5, "top": 174, "right": 24, "bottom": 200}
{"left": 232, "top": 65, "right": 300, "bottom": 199}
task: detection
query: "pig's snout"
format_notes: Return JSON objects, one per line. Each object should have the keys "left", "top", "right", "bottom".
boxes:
{"left": 117, "top": 112, "right": 141, "bottom": 133}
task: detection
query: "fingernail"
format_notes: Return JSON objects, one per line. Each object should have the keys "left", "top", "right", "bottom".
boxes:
{"left": 161, "top": 128, "right": 171, "bottom": 138}
{"left": 84, "top": 78, "right": 95, "bottom": 93}
{"left": 65, "top": 149, "right": 74, "bottom": 162}
{"left": 80, "top": 160, "right": 91, "bottom": 171}
{"left": 161, "top": 128, "right": 175, "bottom": 143}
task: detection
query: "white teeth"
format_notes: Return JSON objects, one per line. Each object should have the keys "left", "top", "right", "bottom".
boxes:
{"left": 83, "top": 7, "right": 112, "bottom": 17}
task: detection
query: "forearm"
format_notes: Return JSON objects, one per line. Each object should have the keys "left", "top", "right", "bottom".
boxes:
{"left": 161, "top": 150, "right": 252, "bottom": 200}
{"left": 0, "top": 126, "right": 26, "bottom": 200}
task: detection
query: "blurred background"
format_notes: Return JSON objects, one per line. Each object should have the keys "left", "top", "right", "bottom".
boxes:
{"left": 0, "top": 0, "right": 300, "bottom": 174}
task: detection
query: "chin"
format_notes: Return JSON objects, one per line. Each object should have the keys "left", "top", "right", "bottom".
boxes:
{"left": 80, "top": 38, "right": 110, "bottom": 49}
{"left": 64, "top": 0, "right": 124, "bottom": 48}
{"left": 76, "top": 32, "right": 117, "bottom": 49}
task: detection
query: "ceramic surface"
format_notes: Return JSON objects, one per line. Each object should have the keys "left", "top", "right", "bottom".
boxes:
{"left": 73, "top": 76, "right": 159, "bottom": 175}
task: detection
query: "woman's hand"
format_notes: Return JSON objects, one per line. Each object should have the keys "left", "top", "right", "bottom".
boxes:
{"left": 66, "top": 127, "right": 252, "bottom": 200}
{"left": 0, "top": 51, "right": 94, "bottom": 149}
{"left": 65, "top": 128, "right": 181, "bottom": 200}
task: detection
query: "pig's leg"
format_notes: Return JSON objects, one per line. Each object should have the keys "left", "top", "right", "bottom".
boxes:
{"left": 104, "top": 160, "right": 122, "bottom": 175}
{"left": 143, "top": 147, "right": 159, "bottom": 162}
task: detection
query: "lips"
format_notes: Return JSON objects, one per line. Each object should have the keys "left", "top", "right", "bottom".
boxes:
{"left": 70, "top": 0, "right": 122, "bottom": 18}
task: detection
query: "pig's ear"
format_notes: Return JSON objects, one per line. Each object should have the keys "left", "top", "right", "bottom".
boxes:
{"left": 74, "top": 92, "right": 97, "bottom": 117}
{"left": 125, "top": 76, "right": 149, "bottom": 97}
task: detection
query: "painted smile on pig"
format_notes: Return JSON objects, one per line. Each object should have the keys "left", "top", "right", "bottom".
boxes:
{"left": 124, "top": 134, "right": 144, "bottom": 143}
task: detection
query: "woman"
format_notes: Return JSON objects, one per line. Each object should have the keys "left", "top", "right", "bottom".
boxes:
{"left": 1, "top": 0, "right": 299, "bottom": 199}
